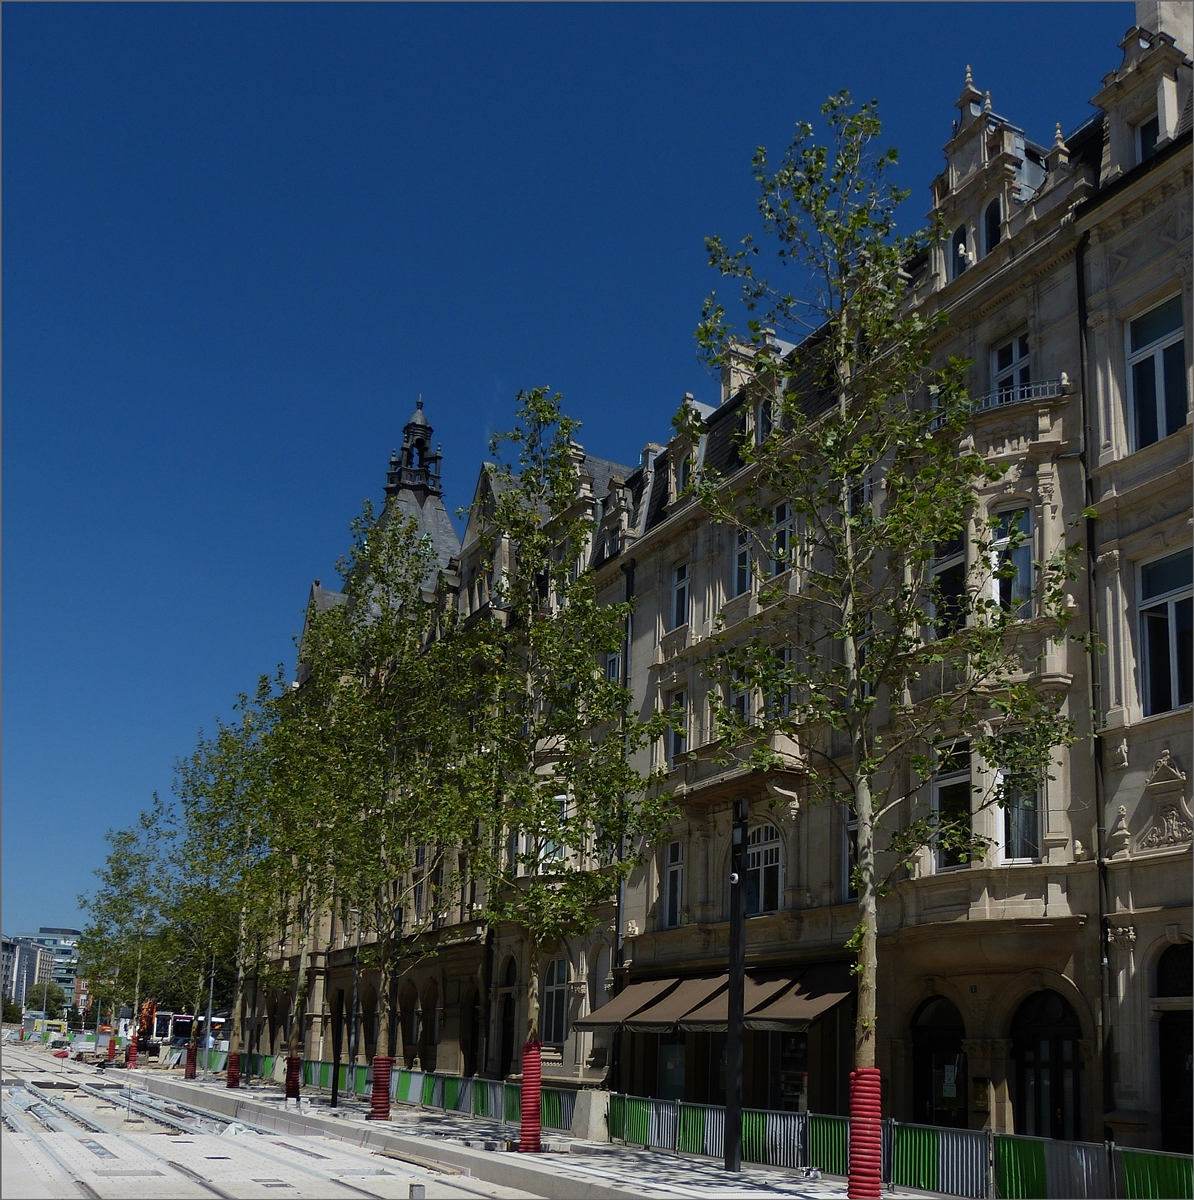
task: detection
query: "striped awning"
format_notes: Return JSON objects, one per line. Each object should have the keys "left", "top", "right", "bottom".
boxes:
{"left": 677, "top": 972, "right": 798, "bottom": 1033}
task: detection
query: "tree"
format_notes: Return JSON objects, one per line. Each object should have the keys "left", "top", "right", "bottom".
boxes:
{"left": 78, "top": 796, "right": 174, "bottom": 1030}
{"left": 3, "top": 997, "right": 21, "bottom": 1024}
{"left": 463, "top": 389, "right": 673, "bottom": 1150}
{"left": 690, "top": 94, "right": 1082, "bottom": 1195}
{"left": 28, "top": 982, "right": 67, "bottom": 1018}
{"left": 271, "top": 501, "right": 465, "bottom": 1110}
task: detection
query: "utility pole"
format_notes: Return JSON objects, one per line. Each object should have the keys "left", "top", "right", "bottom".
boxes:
{"left": 724, "top": 798, "right": 748, "bottom": 1173}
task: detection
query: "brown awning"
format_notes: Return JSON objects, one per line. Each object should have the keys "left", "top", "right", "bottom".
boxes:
{"left": 744, "top": 962, "right": 853, "bottom": 1032}
{"left": 623, "top": 975, "right": 728, "bottom": 1033}
{"left": 572, "top": 977, "right": 680, "bottom": 1031}
{"left": 677, "top": 971, "right": 800, "bottom": 1033}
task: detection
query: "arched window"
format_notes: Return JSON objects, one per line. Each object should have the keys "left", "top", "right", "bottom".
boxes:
{"left": 1012, "top": 990, "right": 1083, "bottom": 1140}
{"left": 745, "top": 825, "right": 782, "bottom": 915}
{"left": 951, "top": 226, "right": 969, "bottom": 279}
{"left": 590, "top": 944, "right": 611, "bottom": 1011}
{"left": 984, "top": 198, "right": 1002, "bottom": 256}
{"left": 912, "top": 996, "right": 968, "bottom": 1128}
{"left": 1157, "top": 942, "right": 1193, "bottom": 1152}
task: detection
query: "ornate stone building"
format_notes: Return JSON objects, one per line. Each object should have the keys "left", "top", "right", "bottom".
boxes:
{"left": 274, "top": 3, "right": 1190, "bottom": 1152}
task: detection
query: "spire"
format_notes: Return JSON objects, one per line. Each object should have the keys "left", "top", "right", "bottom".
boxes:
{"left": 1053, "top": 121, "right": 1066, "bottom": 149}
{"left": 983, "top": 90, "right": 992, "bottom": 114}
{"left": 385, "top": 396, "right": 443, "bottom": 499}
{"left": 964, "top": 63, "right": 974, "bottom": 88}
{"left": 955, "top": 64, "right": 984, "bottom": 132}
{"left": 1047, "top": 121, "right": 1071, "bottom": 173}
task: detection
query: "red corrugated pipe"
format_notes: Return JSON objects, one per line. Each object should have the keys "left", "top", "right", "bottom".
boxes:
{"left": 127, "top": 1040, "right": 138, "bottom": 1070}
{"left": 226, "top": 1052, "right": 240, "bottom": 1089}
{"left": 184, "top": 1044, "right": 197, "bottom": 1079}
{"left": 518, "top": 1042, "right": 542, "bottom": 1153}
{"left": 367, "top": 1056, "right": 393, "bottom": 1120}
{"left": 285, "top": 1055, "right": 301, "bottom": 1099}
{"left": 847, "top": 1066, "right": 882, "bottom": 1200}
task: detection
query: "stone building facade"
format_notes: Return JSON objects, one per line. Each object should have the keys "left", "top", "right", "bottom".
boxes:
{"left": 268, "top": 4, "right": 1191, "bottom": 1152}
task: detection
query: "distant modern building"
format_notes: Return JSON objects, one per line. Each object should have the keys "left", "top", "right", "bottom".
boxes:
{"left": 2, "top": 936, "right": 55, "bottom": 1009}
{"left": 14, "top": 928, "right": 83, "bottom": 1003}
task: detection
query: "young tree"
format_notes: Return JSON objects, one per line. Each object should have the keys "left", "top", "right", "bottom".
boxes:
{"left": 690, "top": 94, "right": 1082, "bottom": 1196}
{"left": 464, "top": 390, "right": 673, "bottom": 1151}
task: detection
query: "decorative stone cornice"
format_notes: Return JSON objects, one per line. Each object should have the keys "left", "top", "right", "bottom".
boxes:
{"left": 1137, "top": 749, "right": 1193, "bottom": 852}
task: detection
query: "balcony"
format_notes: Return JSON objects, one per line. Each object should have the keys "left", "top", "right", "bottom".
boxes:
{"left": 932, "top": 377, "right": 1071, "bottom": 429}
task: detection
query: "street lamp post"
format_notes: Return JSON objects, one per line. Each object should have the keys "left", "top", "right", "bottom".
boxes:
{"left": 724, "top": 798, "right": 748, "bottom": 1173}
{"left": 347, "top": 909, "right": 363, "bottom": 1100}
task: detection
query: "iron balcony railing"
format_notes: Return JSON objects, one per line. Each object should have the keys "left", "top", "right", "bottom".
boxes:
{"left": 932, "top": 377, "right": 1072, "bottom": 429}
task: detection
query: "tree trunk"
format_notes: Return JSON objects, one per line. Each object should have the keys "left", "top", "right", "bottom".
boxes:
{"left": 368, "top": 922, "right": 395, "bottom": 1121}
{"left": 519, "top": 938, "right": 542, "bottom": 1153}
{"left": 226, "top": 897, "right": 248, "bottom": 1089}
{"left": 185, "top": 968, "right": 202, "bottom": 1080}
{"left": 285, "top": 903, "right": 315, "bottom": 1100}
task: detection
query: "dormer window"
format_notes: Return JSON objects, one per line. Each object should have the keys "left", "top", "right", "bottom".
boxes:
{"left": 983, "top": 199, "right": 1002, "bottom": 257}
{"left": 951, "top": 226, "right": 969, "bottom": 279}
{"left": 1136, "top": 112, "right": 1160, "bottom": 163}
{"left": 677, "top": 451, "right": 693, "bottom": 496}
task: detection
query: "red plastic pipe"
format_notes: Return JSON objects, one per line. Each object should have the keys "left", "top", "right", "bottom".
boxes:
{"left": 226, "top": 1052, "right": 240, "bottom": 1089}
{"left": 284, "top": 1055, "right": 301, "bottom": 1099}
{"left": 847, "top": 1066, "right": 882, "bottom": 1200}
{"left": 184, "top": 1044, "right": 197, "bottom": 1080}
{"left": 367, "top": 1056, "right": 393, "bottom": 1120}
{"left": 518, "top": 1042, "right": 542, "bottom": 1153}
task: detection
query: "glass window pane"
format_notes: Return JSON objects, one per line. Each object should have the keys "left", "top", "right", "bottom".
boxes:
{"left": 744, "top": 867, "right": 760, "bottom": 916}
{"left": 1018, "top": 335, "right": 1029, "bottom": 360}
{"left": 1163, "top": 340, "right": 1188, "bottom": 437}
{"left": 1139, "top": 115, "right": 1160, "bottom": 161}
{"left": 1005, "top": 786, "right": 1039, "bottom": 859}
{"left": 1132, "top": 296, "right": 1183, "bottom": 353}
{"left": 935, "top": 560, "right": 967, "bottom": 636}
{"left": 1134, "top": 357, "right": 1159, "bottom": 447}
{"left": 763, "top": 864, "right": 779, "bottom": 912}
{"left": 997, "top": 342, "right": 1013, "bottom": 372}
{"left": 1176, "top": 596, "right": 1192, "bottom": 708}
{"left": 1143, "top": 604, "right": 1174, "bottom": 715}
{"left": 1141, "top": 550, "right": 1192, "bottom": 601}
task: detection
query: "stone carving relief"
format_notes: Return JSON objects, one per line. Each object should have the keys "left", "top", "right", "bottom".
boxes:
{"left": 1108, "top": 806, "right": 1131, "bottom": 858}
{"left": 1112, "top": 738, "right": 1129, "bottom": 771}
{"left": 1136, "top": 749, "right": 1192, "bottom": 852}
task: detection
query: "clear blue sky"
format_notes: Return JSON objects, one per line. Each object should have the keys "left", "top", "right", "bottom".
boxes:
{"left": 3, "top": 2, "right": 1133, "bottom": 934}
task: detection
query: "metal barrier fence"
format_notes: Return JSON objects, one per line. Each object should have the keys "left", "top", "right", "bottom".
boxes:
{"left": 606, "top": 1092, "right": 1192, "bottom": 1200}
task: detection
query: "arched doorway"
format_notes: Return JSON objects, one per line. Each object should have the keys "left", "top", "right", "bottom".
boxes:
{"left": 419, "top": 980, "right": 439, "bottom": 1073}
{"left": 398, "top": 982, "right": 419, "bottom": 1068}
{"left": 1012, "top": 990, "right": 1083, "bottom": 1140}
{"left": 911, "top": 996, "right": 968, "bottom": 1128}
{"left": 1157, "top": 942, "right": 1192, "bottom": 1153}
{"left": 500, "top": 957, "right": 517, "bottom": 1078}
{"left": 461, "top": 986, "right": 481, "bottom": 1078}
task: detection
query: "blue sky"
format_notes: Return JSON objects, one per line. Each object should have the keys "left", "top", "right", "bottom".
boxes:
{"left": 3, "top": 2, "right": 1133, "bottom": 934}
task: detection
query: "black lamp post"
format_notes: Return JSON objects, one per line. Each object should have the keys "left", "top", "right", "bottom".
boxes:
{"left": 347, "top": 909, "right": 363, "bottom": 1099}
{"left": 725, "top": 798, "right": 748, "bottom": 1173}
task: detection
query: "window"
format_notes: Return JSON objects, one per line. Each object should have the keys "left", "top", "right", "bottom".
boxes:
{"left": 544, "top": 795, "right": 567, "bottom": 864}
{"left": 542, "top": 960, "right": 568, "bottom": 1045}
{"left": 1137, "top": 113, "right": 1160, "bottom": 164}
{"left": 672, "top": 563, "right": 690, "bottom": 629}
{"left": 1003, "top": 780, "right": 1040, "bottom": 861}
{"left": 733, "top": 530, "right": 751, "bottom": 598}
{"left": 413, "top": 874, "right": 425, "bottom": 917}
{"left": 745, "top": 825, "right": 782, "bottom": 915}
{"left": 993, "top": 334, "right": 1031, "bottom": 405}
{"left": 983, "top": 198, "right": 1002, "bottom": 256}
{"left": 931, "top": 533, "right": 967, "bottom": 637}
{"left": 605, "top": 649, "right": 621, "bottom": 685}
{"left": 757, "top": 397, "right": 773, "bottom": 443}
{"left": 934, "top": 744, "right": 972, "bottom": 870}
{"left": 664, "top": 841, "right": 683, "bottom": 928}
{"left": 1129, "top": 296, "right": 1187, "bottom": 449}
{"left": 993, "top": 509, "right": 1032, "bottom": 616}
{"left": 678, "top": 452, "right": 693, "bottom": 495}
{"left": 506, "top": 829, "right": 521, "bottom": 873}
{"left": 1140, "top": 548, "right": 1193, "bottom": 715}
{"left": 765, "top": 645, "right": 792, "bottom": 720}
{"left": 728, "top": 668, "right": 750, "bottom": 722}
{"left": 772, "top": 503, "right": 794, "bottom": 577}
{"left": 666, "top": 690, "right": 687, "bottom": 770}
{"left": 951, "top": 225, "right": 969, "bottom": 279}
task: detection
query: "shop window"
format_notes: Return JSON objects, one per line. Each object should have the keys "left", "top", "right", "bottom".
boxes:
{"left": 931, "top": 532, "right": 967, "bottom": 637}
{"left": 934, "top": 744, "right": 972, "bottom": 870}
{"left": 983, "top": 197, "right": 1002, "bottom": 256}
{"left": 1129, "top": 296, "right": 1187, "bottom": 449}
{"left": 912, "top": 996, "right": 968, "bottom": 1128}
{"left": 745, "top": 825, "right": 782, "bottom": 915}
{"left": 605, "top": 649, "right": 621, "bottom": 685}
{"left": 665, "top": 690, "right": 687, "bottom": 770}
{"left": 993, "top": 508, "right": 1033, "bottom": 617}
{"left": 1140, "top": 548, "right": 1193, "bottom": 715}
{"left": 733, "top": 530, "right": 751, "bottom": 598}
{"left": 672, "top": 562, "right": 690, "bottom": 629}
{"left": 542, "top": 959, "right": 568, "bottom": 1046}
{"left": 1012, "top": 990, "right": 1083, "bottom": 1140}
{"left": 1136, "top": 112, "right": 1160, "bottom": 163}
{"left": 664, "top": 841, "right": 684, "bottom": 929}
{"left": 993, "top": 333, "right": 1031, "bottom": 404}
